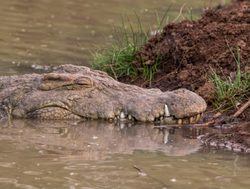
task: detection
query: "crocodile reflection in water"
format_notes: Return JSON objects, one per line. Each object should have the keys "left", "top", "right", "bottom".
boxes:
{"left": 0, "top": 120, "right": 203, "bottom": 158}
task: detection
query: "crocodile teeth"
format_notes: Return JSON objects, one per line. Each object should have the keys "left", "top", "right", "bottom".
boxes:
{"left": 164, "top": 117, "right": 175, "bottom": 124}
{"left": 195, "top": 114, "right": 201, "bottom": 122}
{"left": 177, "top": 119, "right": 183, "bottom": 125}
{"left": 164, "top": 104, "right": 170, "bottom": 117}
{"left": 160, "top": 110, "right": 165, "bottom": 116}
{"left": 183, "top": 118, "right": 189, "bottom": 124}
{"left": 128, "top": 114, "right": 132, "bottom": 120}
{"left": 160, "top": 113, "right": 203, "bottom": 125}
{"left": 120, "top": 111, "right": 126, "bottom": 119}
{"left": 189, "top": 116, "right": 195, "bottom": 124}
{"left": 148, "top": 115, "right": 155, "bottom": 122}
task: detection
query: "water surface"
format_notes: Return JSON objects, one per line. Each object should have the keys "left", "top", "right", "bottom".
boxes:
{"left": 0, "top": 0, "right": 228, "bottom": 75}
{"left": 0, "top": 120, "right": 249, "bottom": 189}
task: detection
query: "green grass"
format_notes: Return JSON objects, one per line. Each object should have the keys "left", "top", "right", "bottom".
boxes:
{"left": 92, "top": 16, "right": 147, "bottom": 80}
{"left": 92, "top": 10, "right": 170, "bottom": 82}
{"left": 92, "top": 43, "right": 138, "bottom": 80}
{"left": 141, "top": 57, "right": 160, "bottom": 86}
{"left": 211, "top": 48, "right": 250, "bottom": 111}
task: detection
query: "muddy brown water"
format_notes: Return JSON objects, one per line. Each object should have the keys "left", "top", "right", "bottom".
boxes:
{"left": 0, "top": 0, "right": 228, "bottom": 75}
{"left": 0, "top": 120, "right": 250, "bottom": 189}
{"left": 1, "top": 0, "right": 249, "bottom": 189}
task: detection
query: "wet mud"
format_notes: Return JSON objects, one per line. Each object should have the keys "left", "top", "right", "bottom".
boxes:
{"left": 200, "top": 121, "right": 250, "bottom": 153}
{"left": 127, "top": 0, "right": 250, "bottom": 153}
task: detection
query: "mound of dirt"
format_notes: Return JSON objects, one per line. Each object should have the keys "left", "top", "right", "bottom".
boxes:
{"left": 130, "top": 0, "right": 250, "bottom": 104}
{"left": 124, "top": 0, "right": 250, "bottom": 153}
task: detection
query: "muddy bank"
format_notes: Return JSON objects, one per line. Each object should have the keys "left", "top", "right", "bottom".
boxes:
{"left": 125, "top": 0, "right": 250, "bottom": 153}
{"left": 200, "top": 121, "right": 250, "bottom": 153}
{"left": 132, "top": 0, "right": 249, "bottom": 102}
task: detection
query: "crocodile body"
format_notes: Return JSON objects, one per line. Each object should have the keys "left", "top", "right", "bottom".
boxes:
{"left": 0, "top": 64, "right": 206, "bottom": 124}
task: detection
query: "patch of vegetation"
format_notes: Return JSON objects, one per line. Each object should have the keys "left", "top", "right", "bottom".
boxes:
{"left": 141, "top": 57, "right": 161, "bottom": 86}
{"left": 92, "top": 43, "right": 139, "bottom": 80}
{"left": 92, "top": 10, "right": 170, "bottom": 82}
{"left": 211, "top": 48, "right": 250, "bottom": 111}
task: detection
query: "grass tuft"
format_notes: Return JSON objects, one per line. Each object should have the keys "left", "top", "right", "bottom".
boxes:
{"left": 92, "top": 16, "right": 148, "bottom": 80}
{"left": 211, "top": 48, "right": 250, "bottom": 111}
{"left": 92, "top": 10, "right": 170, "bottom": 83}
{"left": 92, "top": 44, "right": 139, "bottom": 80}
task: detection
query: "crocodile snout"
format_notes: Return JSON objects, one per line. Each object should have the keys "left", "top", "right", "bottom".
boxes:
{"left": 164, "top": 88, "right": 207, "bottom": 119}
{"left": 162, "top": 89, "right": 207, "bottom": 125}
{"left": 115, "top": 88, "right": 207, "bottom": 124}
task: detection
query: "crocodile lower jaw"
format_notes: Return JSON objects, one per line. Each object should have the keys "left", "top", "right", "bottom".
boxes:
{"left": 117, "top": 113, "right": 203, "bottom": 125}
{"left": 161, "top": 113, "right": 203, "bottom": 125}
{"left": 116, "top": 104, "right": 203, "bottom": 125}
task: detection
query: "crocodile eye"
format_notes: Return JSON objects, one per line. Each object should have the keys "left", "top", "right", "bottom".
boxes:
{"left": 74, "top": 76, "right": 94, "bottom": 87}
{"left": 39, "top": 73, "right": 94, "bottom": 91}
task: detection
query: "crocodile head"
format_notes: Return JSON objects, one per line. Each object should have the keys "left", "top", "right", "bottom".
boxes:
{"left": 10, "top": 65, "right": 207, "bottom": 124}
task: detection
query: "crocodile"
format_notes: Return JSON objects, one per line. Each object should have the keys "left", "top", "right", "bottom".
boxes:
{"left": 0, "top": 64, "right": 207, "bottom": 124}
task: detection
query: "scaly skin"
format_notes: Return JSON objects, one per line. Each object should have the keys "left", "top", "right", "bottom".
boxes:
{"left": 0, "top": 64, "right": 207, "bottom": 124}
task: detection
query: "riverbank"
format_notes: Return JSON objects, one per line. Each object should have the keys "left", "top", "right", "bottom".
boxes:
{"left": 122, "top": 0, "right": 250, "bottom": 153}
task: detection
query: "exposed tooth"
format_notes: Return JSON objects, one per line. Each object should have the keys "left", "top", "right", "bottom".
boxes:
{"left": 183, "top": 118, "right": 189, "bottom": 124}
{"left": 164, "top": 104, "right": 170, "bottom": 117}
{"left": 120, "top": 111, "right": 126, "bottom": 119}
{"left": 189, "top": 116, "right": 195, "bottom": 124}
{"left": 177, "top": 119, "right": 183, "bottom": 125}
{"left": 196, "top": 114, "right": 201, "bottom": 122}
{"left": 128, "top": 114, "right": 132, "bottom": 120}
{"left": 148, "top": 115, "right": 154, "bottom": 122}
{"left": 155, "top": 113, "right": 160, "bottom": 119}
{"left": 160, "top": 110, "right": 165, "bottom": 116}
{"left": 107, "top": 112, "right": 115, "bottom": 119}
{"left": 164, "top": 117, "right": 175, "bottom": 124}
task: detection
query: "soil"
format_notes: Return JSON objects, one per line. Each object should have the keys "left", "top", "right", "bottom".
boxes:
{"left": 123, "top": 0, "right": 250, "bottom": 153}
